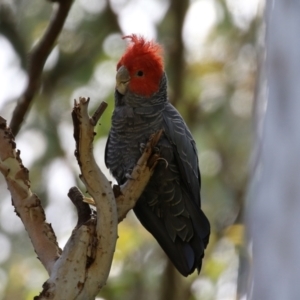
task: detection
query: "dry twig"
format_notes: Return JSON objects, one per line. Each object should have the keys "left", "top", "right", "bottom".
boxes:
{"left": 9, "top": 0, "right": 73, "bottom": 136}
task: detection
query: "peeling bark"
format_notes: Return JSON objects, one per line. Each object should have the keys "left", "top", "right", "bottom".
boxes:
{"left": 0, "top": 116, "right": 61, "bottom": 275}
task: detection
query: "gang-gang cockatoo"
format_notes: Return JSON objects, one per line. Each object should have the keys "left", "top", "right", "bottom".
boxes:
{"left": 105, "top": 35, "right": 210, "bottom": 276}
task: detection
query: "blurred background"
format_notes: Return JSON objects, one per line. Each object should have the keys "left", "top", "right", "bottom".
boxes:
{"left": 0, "top": 0, "right": 263, "bottom": 299}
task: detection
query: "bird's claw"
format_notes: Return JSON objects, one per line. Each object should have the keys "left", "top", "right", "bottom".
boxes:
{"left": 153, "top": 146, "right": 160, "bottom": 154}
{"left": 140, "top": 143, "right": 146, "bottom": 153}
{"left": 125, "top": 172, "right": 134, "bottom": 180}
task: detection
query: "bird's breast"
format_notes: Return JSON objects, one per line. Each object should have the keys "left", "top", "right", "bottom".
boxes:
{"left": 112, "top": 105, "right": 164, "bottom": 135}
{"left": 107, "top": 105, "right": 164, "bottom": 183}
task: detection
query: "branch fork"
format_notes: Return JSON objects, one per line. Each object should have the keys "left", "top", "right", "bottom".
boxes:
{"left": 0, "top": 97, "right": 162, "bottom": 299}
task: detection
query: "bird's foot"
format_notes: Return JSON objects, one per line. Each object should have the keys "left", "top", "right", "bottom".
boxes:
{"left": 125, "top": 172, "right": 134, "bottom": 180}
{"left": 140, "top": 142, "right": 160, "bottom": 154}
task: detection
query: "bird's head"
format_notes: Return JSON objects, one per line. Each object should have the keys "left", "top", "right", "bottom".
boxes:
{"left": 116, "top": 35, "right": 164, "bottom": 98}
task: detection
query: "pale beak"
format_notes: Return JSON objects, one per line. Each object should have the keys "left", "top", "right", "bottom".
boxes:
{"left": 116, "top": 65, "right": 130, "bottom": 95}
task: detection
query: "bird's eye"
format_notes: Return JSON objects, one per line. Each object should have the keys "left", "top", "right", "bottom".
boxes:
{"left": 136, "top": 70, "right": 144, "bottom": 77}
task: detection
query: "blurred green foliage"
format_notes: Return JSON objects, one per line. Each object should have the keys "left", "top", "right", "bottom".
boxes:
{"left": 0, "top": 0, "right": 261, "bottom": 299}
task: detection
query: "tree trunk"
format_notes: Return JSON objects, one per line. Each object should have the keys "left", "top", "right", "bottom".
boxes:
{"left": 248, "top": 0, "right": 300, "bottom": 299}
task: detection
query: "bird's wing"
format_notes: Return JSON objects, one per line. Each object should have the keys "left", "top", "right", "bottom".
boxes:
{"left": 134, "top": 103, "right": 210, "bottom": 276}
{"left": 162, "top": 103, "right": 201, "bottom": 206}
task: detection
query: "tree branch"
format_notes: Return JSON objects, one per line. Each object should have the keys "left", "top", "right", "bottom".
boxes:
{"left": 37, "top": 219, "right": 97, "bottom": 300}
{"left": 0, "top": 116, "right": 61, "bottom": 274}
{"left": 1, "top": 96, "right": 162, "bottom": 299}
{"left": 9, "top": 0, "right": 73, "bottom": 136}
{"left": 68, "top": 186, "right": 93, "bottom": 228}
{"left": 160, "top": 0, "right": 188, "bottom": 107}
{"left": 71, "top": 97, "right": 118, "bottom": 295}
{"left": 69, "top": 98, "right": 162, "bottom": 297}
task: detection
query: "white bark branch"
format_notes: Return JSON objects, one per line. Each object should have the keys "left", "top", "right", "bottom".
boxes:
{"left": 69, "top": 98, "right": 162, "bottom": 297}
{"left": 40, "top": 221, "right": 96, "bottom": 299}
{"left": 72, "top": 97, "right": 118, "bottom": 295}
{"left": 0, "top": 116, "right": 61, "bottom": 274}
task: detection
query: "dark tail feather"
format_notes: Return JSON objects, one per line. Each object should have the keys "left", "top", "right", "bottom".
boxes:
{"left": 184, "top": 196, "right": 210, "bottom": 245}
{"left": 133, "top": 199, "right": 210, "bottom": 276}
